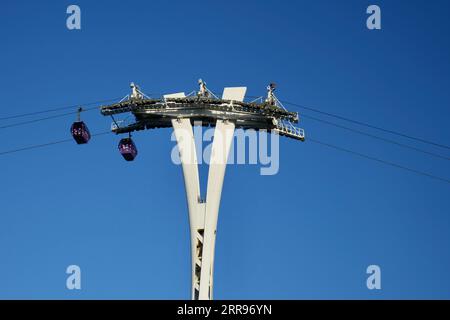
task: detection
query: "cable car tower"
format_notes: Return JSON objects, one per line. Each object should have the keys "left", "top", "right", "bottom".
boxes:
{"left": 96, "top": 80, "right": 305, "bottom": 300}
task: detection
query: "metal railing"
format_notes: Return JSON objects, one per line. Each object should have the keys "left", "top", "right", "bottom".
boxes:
{"left": 274, "top": 122, "right": 305, "bottom": 140}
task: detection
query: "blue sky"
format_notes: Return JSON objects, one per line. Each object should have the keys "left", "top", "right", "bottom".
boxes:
{"left": 0, "top": 0, "right": 450, "bottom": 299}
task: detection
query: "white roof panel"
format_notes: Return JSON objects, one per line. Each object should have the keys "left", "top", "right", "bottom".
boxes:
{"left": 164, "top": 92, "right": 186, "bottom": 99}
{"left": 222, "top": 87, "right": 247, "bottom": 102}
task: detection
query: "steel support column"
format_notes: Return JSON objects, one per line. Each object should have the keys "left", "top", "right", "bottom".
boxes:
{"left": 172, "top": 118, "right": 235, "bottom": 300}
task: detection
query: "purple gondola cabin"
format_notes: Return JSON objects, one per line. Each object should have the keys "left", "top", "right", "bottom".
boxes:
{"left": 71, "top": 121, "right": 91, "bottom": 144}
{"left": 118, "top": 137, "right": 138, "bottom": 161}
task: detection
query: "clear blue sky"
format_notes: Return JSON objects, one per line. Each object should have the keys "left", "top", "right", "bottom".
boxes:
{"left": 1, "top": 0, "right": 450, "bottom": 299}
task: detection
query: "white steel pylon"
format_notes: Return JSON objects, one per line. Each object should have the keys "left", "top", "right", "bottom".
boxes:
{"left": 172, "top": 118, "right": 235, "bottom": 300}
{"left": 99, "top": 81, "right": 304, "bottom": 299}
{"left": 170, "top": 86, "right": 246, "bottom": 300}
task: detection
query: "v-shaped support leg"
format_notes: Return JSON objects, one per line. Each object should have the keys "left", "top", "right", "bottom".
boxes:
{"left": 172, "top": 118, "right": 235, "bottom": 300}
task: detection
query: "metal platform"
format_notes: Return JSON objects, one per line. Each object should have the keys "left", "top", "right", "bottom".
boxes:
{"left": 100, "top": 83, "right": 304, "bottom": 141}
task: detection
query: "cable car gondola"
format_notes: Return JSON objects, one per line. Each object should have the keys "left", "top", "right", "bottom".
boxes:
{"left": 71, "top": 107, "right": 91, "bottom": 144}
{"left": 118, "top": 136, "right": 138, "bottom": 161}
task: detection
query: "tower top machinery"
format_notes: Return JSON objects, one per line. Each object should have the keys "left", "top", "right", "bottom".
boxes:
{"left": 100, "top": 80, "right": 305, "bottom": 142}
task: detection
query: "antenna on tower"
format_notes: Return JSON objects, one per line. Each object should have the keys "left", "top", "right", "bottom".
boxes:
{"left": 196, "top": 79, "right": 218, "bottom": 99}
{"left": 265, "top": 82, "right": 277, "bottom": 106}
{"left": 130, "top": 82, "right": 144, "bottom": 100}
{"left": 197, "top": 79, "right": 210, "bottom": 98}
